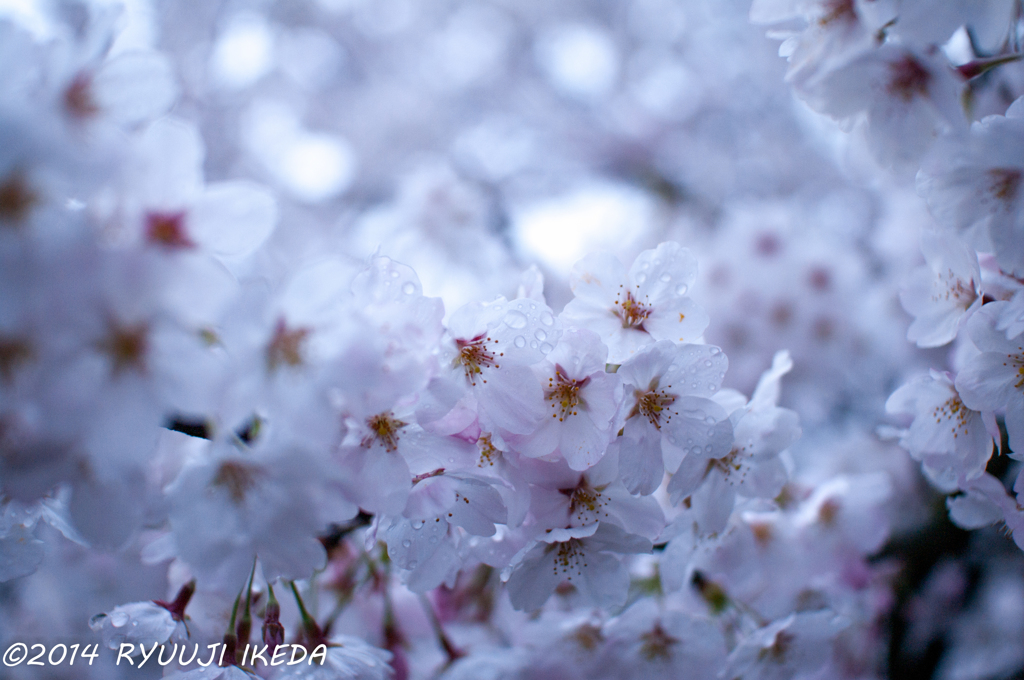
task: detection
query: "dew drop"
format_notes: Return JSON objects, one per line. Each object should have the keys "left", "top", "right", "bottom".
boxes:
{"left": 412, "top": 520, "right": 424, "bottom": 530}
{"left": 675, "top": 283, "right": 689, "bottom": 295}
{"left": 401, "top": 282, "right": 416, "bottom": 295}
{"left": 408, "top": 560, "right": 418, "bottom": 569}
{"left": 530, "top": 340, "right": 539, "bottom": 349}
{"left": 709, "top": 346, "right": 720, "bottom": 355}
{"left": 429, "top": 536, "right": 438, "bottom": 544}
{"left": 704, "top": 445, "right": 714, "bottom": 453}
{"left": 704, "top": 360, "right": 713, "bottom": 367}
{"left": 659, "top": 273, "right": 672, "bottom": 283}
{"left": 636, "top": 273, "right": 647, "bottom": 284}
{"left": 540, "top": 342, "right": 553, "bottom": 353}
{"left": 131, "top": 621, "right": 138, "bottom": 627}
{"left": 111, "top": 612, "right": 129, "bottom": 627}
{"left": 505, "top": 310, "right": 528, "bottom": 329}
{"left": 402, "top": 539, "right": 412, "bottom": 548}
{"left": 390, "top": 270, "right": 400, "bottom": 278}
{"left": 514, "top": 336, "right": 526, "bottom": 348}
{"left": 691, "top": 446, "right": 702, "bottom": 456}
{"left": 540, "top": 312, "right": 555, "bottom": 326}
{"left": 705, "top": 415, "right": 716, "bottom": 423}
{"left": 535, "top": 329, "right": 547, "bottom": 341}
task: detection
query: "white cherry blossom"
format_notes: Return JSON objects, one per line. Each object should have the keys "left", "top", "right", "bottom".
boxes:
{"left": 887, "top": 370, "right": 995, "bottom": 489}
{"left": 955, "top": 301, "right": 1024, "bottom": 454}
{"left": 723, "top": 610, "right": 849, "bottom": 680}
{"left": 506, "top": 328, "right": 622, "bottom": 471}
{"left": 504, "top": 522, "right": 651, "bottom": 611}
{"left": 616, "top": 341, "right": 733, "bottom": 496}
{"left": 919, "top": 98, "right": 1024, "bottom": 276}
{"left": 561, "top": 242, "right": 709, "bottom": 363}
{"left": 668, "top": 351, "right": 798, "bottom": 530}
{"left": 166, "top": 440, "right": 348, "bottom": 590}
{"left": 439, "top": 296, "right": 561, "bottom": 436}
{"left": 900, "top": 230, "right": 982, "bottom": 348}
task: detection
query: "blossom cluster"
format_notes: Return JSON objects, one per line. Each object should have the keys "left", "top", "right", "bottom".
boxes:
{"left": 3, "top": 0, "right": 1024, "bottom": 678}
{"left": 752, "top": 0, "right": 1024, "bottom": 544}
{"left": 751, "top": 1, "right": 1024, "bottom": 674}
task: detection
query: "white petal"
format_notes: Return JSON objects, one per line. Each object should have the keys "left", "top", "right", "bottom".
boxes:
{"left": 190, "top": 182, "right": 277, "bottom": 259}
{"left": 93, "top": 51, "right": 177, "bottom": 126}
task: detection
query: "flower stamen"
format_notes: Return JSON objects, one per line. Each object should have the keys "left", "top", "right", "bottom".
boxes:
{"left": 545, "top": 365, "right": 589, "bottom": 421}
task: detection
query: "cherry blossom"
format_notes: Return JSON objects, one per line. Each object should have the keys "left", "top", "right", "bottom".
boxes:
{"left": 668, "top": 351, "right": 798, "bottom": 530}
{"left": 919, "top": 98, "right": 1024, "bottom": 277}
{"left": 504, "top": 522, "right": 652, "bottom": 611}
{"left": 616, "top": 340, "right": 733, "bottom": 496}
{"left": 506, "top": 328, "right": 622, "bottom": 470}
{"left": 887, "top": 370, "right": 996, "bottom": 488}
{"left": 899, "top": 230, "right": 982, "bottom": 348}
{"left": 955, "top": 301, "right": 1024, "bottom": 454}
{"left": 561, "top": 242, "right": 710, "bottom": 363}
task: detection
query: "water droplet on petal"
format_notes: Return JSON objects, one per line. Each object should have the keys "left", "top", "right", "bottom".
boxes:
{"left": 704, "top": 360, "right": 713, "bottom": 367}
{"left": 705, "top": 415, "right": 716, "bottom": 423}
{"left": 704, "top": 445, "right": 714, "bottom": 453}
{"left": 540, "top": 342, "right": 553, "bottom": 353}
{"left": 412, "top": 520, "right": 424, "bottom": 530}
{"left": 401, "top": 282, "right": 416, "bottom": 295}
{"left": 540, "top": 312, "right": 555, "bottom": 326}
{"left": 535, "top": 329, "right": 547, "bottom": 341}
{"left": 505, "top": 310, "right": 528, "bottom": 329}
{"left": 530, "top": 340, "right": 538, "bottom": 349}
{"left": 429, "top": 536, "right": 438, "bottom": 544}
{"left": 659, "top": 273, "right": 671, "bottom": 283}
{"left": 408, "top": 560, "right": 418, "bottom": 569}
{"left": 390, "top": 270, "right": 400, "bottom": 278}
{"left": 709, "top": 346, "right": 720, "bottom": 355}
{"left": 514, "top": 336, "right": 526, "bottom": 348}
{"left": 636, "top": 273, "right": 647, "bottom": 284}
{"left": 111, "top": 612, "right": 129, "bottom": 627}
{"left": 675, "top": 283, "right": 688, "bottom": 295}
{"left": 402, "top": 539, "right": 412, "bottom": 548}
